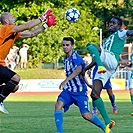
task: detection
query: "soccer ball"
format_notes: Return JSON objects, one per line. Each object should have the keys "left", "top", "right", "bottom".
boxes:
{"left": 65, "top": 8, "right": 80, "bottom": 22}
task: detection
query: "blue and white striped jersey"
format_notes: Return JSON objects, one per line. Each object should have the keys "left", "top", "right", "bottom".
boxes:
{"left": 63, "top": 51, "right": 87, "bottom": 93}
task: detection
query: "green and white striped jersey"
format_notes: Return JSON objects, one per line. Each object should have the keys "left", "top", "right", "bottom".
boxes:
{"left": 103, "top": 29, "right": 128, "bottom": 62}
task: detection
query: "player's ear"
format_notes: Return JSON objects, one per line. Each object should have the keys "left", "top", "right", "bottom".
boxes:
{"left": 72, "top": 44, "right": 74, "bottom": 49}
{"left": 4, "top": 18, "right": 9, "bottom": 24}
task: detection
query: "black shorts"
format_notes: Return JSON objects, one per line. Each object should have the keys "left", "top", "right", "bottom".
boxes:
{"left": 0, "top": 65, "right": 16, "bottom": 84}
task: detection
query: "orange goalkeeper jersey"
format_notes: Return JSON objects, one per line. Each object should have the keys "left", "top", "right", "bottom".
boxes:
{"left": 0, "top": 25, "right": 21, "bottom": 66}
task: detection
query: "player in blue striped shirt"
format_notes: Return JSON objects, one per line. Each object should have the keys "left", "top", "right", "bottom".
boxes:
{"left": 54, "top": 37, "right": 111, "bottom": 133}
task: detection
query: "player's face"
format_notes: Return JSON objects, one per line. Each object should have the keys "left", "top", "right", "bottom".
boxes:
{"left": 62, "top": 40, "right": 74, "bottom": 54}
{"left": 109, "top": 18, "right": 121, "bottom": 33}
{"left": 8, "top": 13, "right": 16, "bottom": 25}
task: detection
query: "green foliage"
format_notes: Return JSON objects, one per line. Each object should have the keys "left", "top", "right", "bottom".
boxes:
{"left": 1, "top": 0, "right": 133, "bottom": 67}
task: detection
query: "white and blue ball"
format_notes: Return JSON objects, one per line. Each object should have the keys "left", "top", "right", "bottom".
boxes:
{"left": 65, "top": 8, "right": 80, "bottom": 22}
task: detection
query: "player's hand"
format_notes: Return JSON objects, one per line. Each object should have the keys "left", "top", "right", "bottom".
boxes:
{"left": 39, "top": 9, "right": 52, "bottom": 22}
{"left": 119, "top": 65, "right": 125, "bottom": 69}
{"left": 120, "top": 59, "right": 130, "bottom": 65}
{"left": 59, "top": 82, "right": 65, "bottom": 90}
{"left": 47, "top": 14, "right": 56, "bottom": 27}
{"left": 59, "top": 79, "right": 68, "bottom": 90}
{"left": 42, "top": 14, "right": 56, "bottom": 29}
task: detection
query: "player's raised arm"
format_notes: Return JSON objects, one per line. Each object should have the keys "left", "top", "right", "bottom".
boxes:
{"left": 81, "top": 60, "right": 96, "bottom": 77}
{"left": 126, "top": 30, "right": 133, "bottom": 36}
{"left": 19, "top": 14, "right": 56, "bottom": 39}
{"left": 12, "top": 19, "right": 41, "bottom": 32}
{"left": 12, "top": 9, "right": 53, "bottom": 32}
{"left": 83, "top": 76, "right": 92, "bottom": 89}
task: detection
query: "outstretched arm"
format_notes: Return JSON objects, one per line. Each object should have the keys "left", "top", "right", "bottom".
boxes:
{"left": 12, "top": 9, "right": 53, "bottom": 32}
{"left": 127, "top": 30, "right": 133, "bottom": 36}
{"left": 19, "top": 14, "right": 56, "bottom": 39}
{"left": 84, "top": 60, "right": 96, "bottom": 71}
{"left": 12, "top": 19, "right": 41, "bottom": 32}
{"left": 81, "top": 60, "right": 96, "bottom": 77}
{"left": 83, "top": 76, "right": 92, "bottom": 88}
{"left": 19, "top": 26, "right": 44, "bottom": 39}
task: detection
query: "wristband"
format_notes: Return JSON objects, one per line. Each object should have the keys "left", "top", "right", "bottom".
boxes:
{"left": 42, "top": 23, "right": 48, "bottom": 29}
{"left": 39, "top": 16, "right": 46, "bottom": 22}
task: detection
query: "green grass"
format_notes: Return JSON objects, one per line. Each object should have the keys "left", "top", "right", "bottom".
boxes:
{"left": 15, "top": 68, "right": 65, "bottom": 79}
{"left": 0, "top": 92, "right": 133, "bottom": 133}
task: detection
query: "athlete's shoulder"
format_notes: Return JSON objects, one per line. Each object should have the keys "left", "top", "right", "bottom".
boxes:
{"left": 117, "top": 29, "right": 128, "bottom": 40}
{"left": 72, "top": 51, "right": 79, "bottom": 59}
{"left": 71, "top": 51, "right": 84, "bottom": 64}
{"left": 0, "top": 25, "right": 15, "bottom": 30}
{"left": 0, "top": 25, "right": 15, "bottom": 35}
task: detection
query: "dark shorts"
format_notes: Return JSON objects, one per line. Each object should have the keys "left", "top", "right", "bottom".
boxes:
{"left": 0, "top": 65, "right": 16, "bottom": 84}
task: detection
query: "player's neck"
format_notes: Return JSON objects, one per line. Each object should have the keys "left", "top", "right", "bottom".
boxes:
{"left": 66, "top": 50, "right": 73, "bottom": 59}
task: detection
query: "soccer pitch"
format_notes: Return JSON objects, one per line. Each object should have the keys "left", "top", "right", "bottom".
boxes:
{"left": 0, "top": 91, "right": 133, "bottom": 133}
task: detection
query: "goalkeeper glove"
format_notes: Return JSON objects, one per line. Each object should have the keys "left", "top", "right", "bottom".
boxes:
{"left": 39, "top": 9, "right": 52, "bottom": 22}
{"left": 42, "top": 14, "right": 56, "bottom": 29}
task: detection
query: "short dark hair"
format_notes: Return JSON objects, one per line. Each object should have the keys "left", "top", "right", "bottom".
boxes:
{"left": 112, "top": 16, "right": 123, "bottom": 26}
{"left": 63, "top": 37, "right": 74, "bottom": 45}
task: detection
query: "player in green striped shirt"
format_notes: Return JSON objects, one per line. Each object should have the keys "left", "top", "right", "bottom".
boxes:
{"left": 85, "top": 16, "right": 133, "bottom": 133}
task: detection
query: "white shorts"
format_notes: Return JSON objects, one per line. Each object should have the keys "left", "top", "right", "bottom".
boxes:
{"left": 94, "top": 48, "right": 118, "bottom": 86}
{"left": 20, "top": 57, "right": 27, "bottom": 63}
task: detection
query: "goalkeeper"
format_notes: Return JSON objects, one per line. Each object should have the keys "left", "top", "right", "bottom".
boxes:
{"left": 0, "top": 10, "right": 56, "bottom": 114}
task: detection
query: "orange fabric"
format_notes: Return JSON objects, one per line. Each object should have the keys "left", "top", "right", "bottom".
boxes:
{"left": 0, "top": 25, "right": 21, "bottom": 66}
